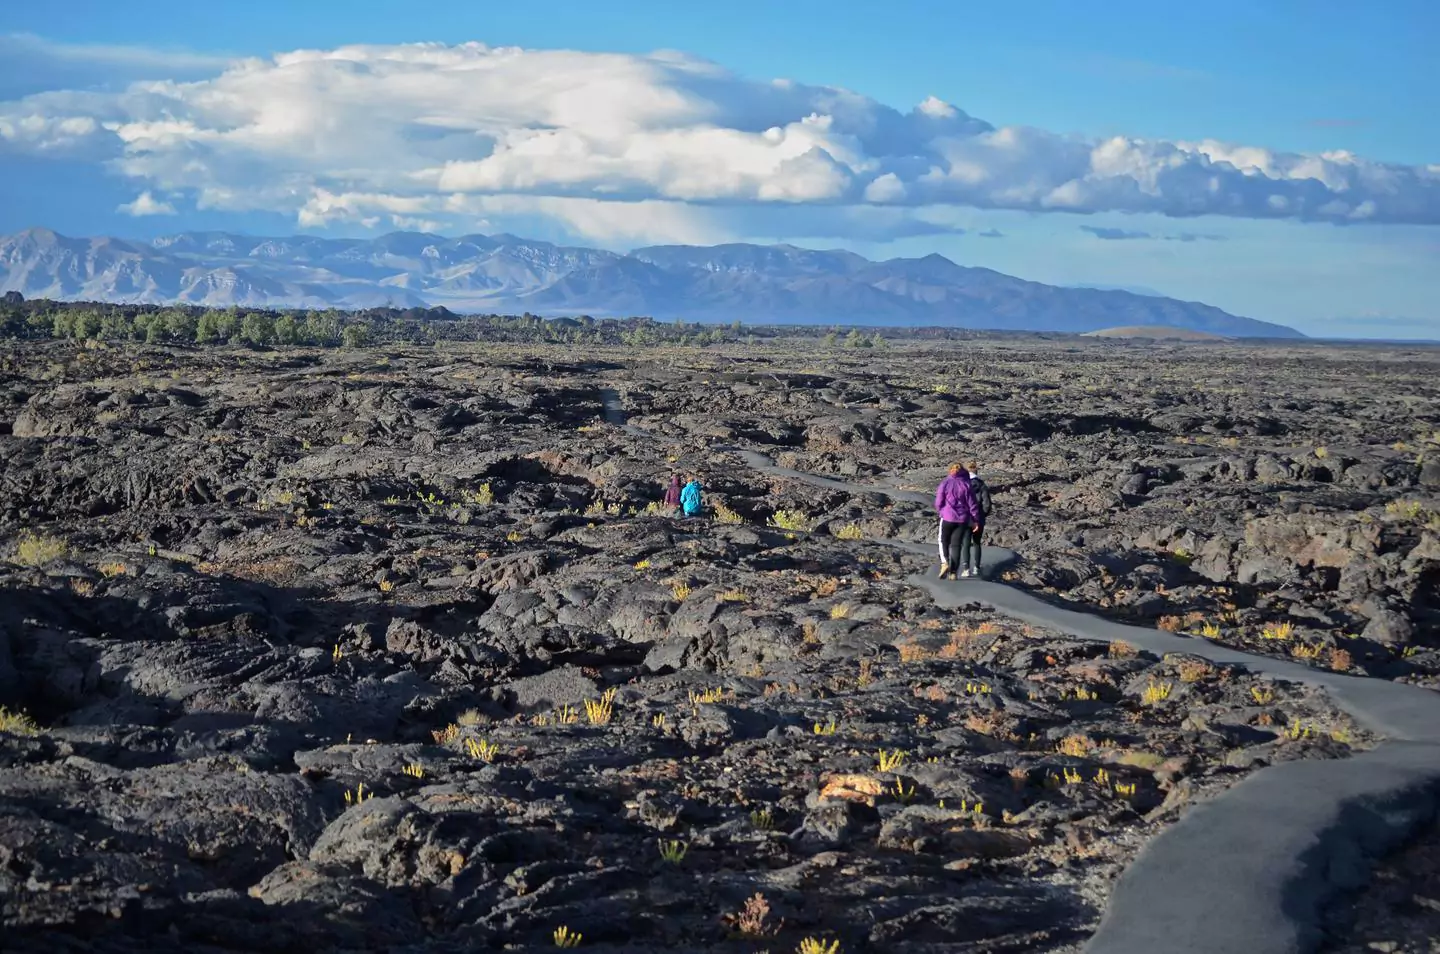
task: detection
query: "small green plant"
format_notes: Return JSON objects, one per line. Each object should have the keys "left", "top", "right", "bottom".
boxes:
{"left": 798, "top": 938, "right": 840, "bottom": 954}
{"left": 670, "top": 581, "right": 692, "bottom": 601}
{"left": 835, "top": 523, "right": 864, "bottom": 540}
{"left": 876, "top": 748, "right": 906, "bottom": 772}
{"left": 634, "top": 558, "right": 652, "bottom": 570}
{"left": 813, "top": 718, "right": 838, "bottom": 736}
{"left": 402, "top": 763, "right": 425, "bottom": 779}
{"left": 892, "top": 777, "right": 917, "bottom": 803}
{"left": 1200, "top": 621, "right": 1222, "bottom": 639}
{"left": 467, "top": 483, "right": 495, "bottom": 506}
{"left": 1250, "top": 685, "right": 1275, "bottom": 704}
{"left": 717, "top": 588, "right": 749, "bottom": 603}
{"left": 750, "top": 807, "right": 775, "bottom": 830}
{"left": 657, "top": 839, "right": 689, "bottom": 863}
{"left": 553, "top": 924, "right": 582, "bottom": 948}
{"left": 828, "top": 603, "right": 851, "bottom": 620}
{"left": 12, "top": 531, "right": 70, "bottom": 566}
{"left": 769, "top": 509, "right": 815, "bottom": 532}
{"left": 0, "top": 707, "right": 39, "bottom": 736}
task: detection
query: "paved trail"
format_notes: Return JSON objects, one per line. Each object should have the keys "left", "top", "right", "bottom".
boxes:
{"left": 601, "top": 387, "right": 1440, "bottom": 954}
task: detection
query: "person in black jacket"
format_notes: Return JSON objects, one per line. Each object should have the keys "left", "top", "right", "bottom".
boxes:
{"left": 962, "top": 462, "right": 992, "bottom": 577}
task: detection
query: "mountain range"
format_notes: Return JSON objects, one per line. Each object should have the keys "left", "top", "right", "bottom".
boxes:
{"left": 0, "top": 227, "right": 1303, "bottom": 337}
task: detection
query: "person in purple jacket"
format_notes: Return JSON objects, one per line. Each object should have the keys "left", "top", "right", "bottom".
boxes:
{"left": 663, "top": 474, "right": 682, "bottom": 514}
{"left": 934, "top": 463, "right": 982, "bottom": 580}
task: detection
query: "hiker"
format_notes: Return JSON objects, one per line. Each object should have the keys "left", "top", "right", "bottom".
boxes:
{"left": 963, "top": 461, "right": 993, "bottom": 576}
{"left": 680, "top": 476, "right": 704, "bottom": 517}
{"left": 663, "top": 474, "right": 682, "bottom": 513}
{"left": 934, "top": 463, "right": 981, "bottom": 580}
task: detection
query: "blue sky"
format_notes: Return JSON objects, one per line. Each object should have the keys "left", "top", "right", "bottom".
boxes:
{"left": 1, "top": 0, "right": 1437, "bottom": 336}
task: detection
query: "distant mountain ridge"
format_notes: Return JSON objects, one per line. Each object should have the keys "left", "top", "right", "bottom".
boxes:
{"left": 0, "top": 227, "right": 1304, "bottom": 338}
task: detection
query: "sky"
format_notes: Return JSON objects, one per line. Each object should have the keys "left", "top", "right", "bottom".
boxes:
{"left": 0, "top": 0, "right": 1436, "bottom": 337}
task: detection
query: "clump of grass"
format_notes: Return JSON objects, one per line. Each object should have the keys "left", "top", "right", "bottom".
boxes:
{"left": 834, "top": 523, "right": 864, "bottom": 540}
{"left": 875, "top": 748, "right": 906, "bottom": 772}
{"left": 829, "top": 603, "right": 851, "bottom": 620}
{"left": 343, "top": 782, "right": 374, "bottom": 806}
{"left": 0, "top": 707, "right": 39, "bottom": 736}
{"left": 585, "top": 688, "right": 617, "bottom": 725}
{"left": 714, "top": 502, "right": 745, "bottom": 525}
{"left": 467, "top": 483, "right": 495, "bottom": 506}
{"left": 1200, "top": 621, "right": 1222, "bottom": 639}
{"left": 1261, "top": 621, "right": 1295, "bottom": 641}
{"left": 657, "top": 839, "right": 689, "bottom": 863}
{"left": 456, "top": 708, "right": 485, "bottom": 726}
{"left": 717, "top": 588, "right": 749, "bottom": 603}
{"left": 1250, "top": 685, "right": 1275, "bottom": 705}
{"left": 813, "top": 718, "right": 838, "bottom": 736}
{"left": 402, "top": 763, "right": 425, "bottom": 779}
{"left": 1142, "top": 679, "right": 1174, "bottom": 705}
{"left": 1175, "top": 658, "right": 1213, "bottom": 682}
{"left": 798, "top": 939, "right": 841, "bottom": 954}
{"left": 553, "top": 925, "right": 582, "bottom": 948}
{"left": 1057, "top": 733, "right": 1093, "bottom": 757}
{"left": 633, "top": 558, "right": 652, "bottom": 570}
{"left": 12, "top": 531, "right": 70, "bottom": 566}
{"left": 670, "top": 581, "right": 692, "bottom": 601}
{"left": 769, "top": 509, "right": 815, "bottom": 532}
{"left": 466, "top": 737, "right": 500, "bottom": 762}
{"left": 897, "top": 640, "right": 931, "bottom": 663}
{"left": 98, "top": 561, "right": 128, "bottom": 578}
{"left": 1290, "top": 643, "right": 1323, "bottom": 660}
{"left": 1108, "top": 640, "right": 1138, "bottom": 659}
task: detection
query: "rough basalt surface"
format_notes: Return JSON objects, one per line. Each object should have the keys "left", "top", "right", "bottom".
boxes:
{"left": 0, "top": 336, "right": 1429, "bottom": 953}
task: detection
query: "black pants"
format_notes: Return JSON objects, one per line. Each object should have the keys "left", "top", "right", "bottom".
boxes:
{"left": 939, "top": 520, "right": 972, "bottom": 572}
{"left": 963, "top": 525, "right": 984, "bottom": 572}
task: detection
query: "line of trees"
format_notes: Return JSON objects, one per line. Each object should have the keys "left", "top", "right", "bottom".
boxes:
{"left": 0, "top": 295, "right": 895, "bottom": 351}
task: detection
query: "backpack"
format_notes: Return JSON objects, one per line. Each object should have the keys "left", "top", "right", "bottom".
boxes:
{"left": 973, "top": 478, "right": 993, "bottom": 517}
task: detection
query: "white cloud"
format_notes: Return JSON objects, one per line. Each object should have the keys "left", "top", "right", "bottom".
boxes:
{"left": 0, "top": 38, "right": 1437, "bottom": 244}
{"left": 117, "top": 191, "right": 176, "bottom": 216}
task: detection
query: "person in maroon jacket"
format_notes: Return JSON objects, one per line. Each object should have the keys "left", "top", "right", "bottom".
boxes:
{"left": 934, "top": 463, "right": 981, "bottom": 580}
{"left": 662, "top": 474, "right": 682, "bottom": 514}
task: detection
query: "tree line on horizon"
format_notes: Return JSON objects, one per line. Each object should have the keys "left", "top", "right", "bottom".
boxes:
{"left": 0, "top": 294, "right": 909, "bottom": 350}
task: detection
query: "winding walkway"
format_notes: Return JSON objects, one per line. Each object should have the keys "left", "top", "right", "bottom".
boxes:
{"left": 600, "top": 387, "right": 1440, "bottom": 954}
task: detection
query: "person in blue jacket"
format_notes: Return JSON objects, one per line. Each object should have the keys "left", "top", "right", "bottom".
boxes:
{"left": 680, "top": 476, "right": 703, "bottom": 517}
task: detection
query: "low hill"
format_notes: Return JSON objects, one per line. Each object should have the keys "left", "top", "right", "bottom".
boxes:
{"left": 1083, "top": 325, "right": 1231, "bottom": 341}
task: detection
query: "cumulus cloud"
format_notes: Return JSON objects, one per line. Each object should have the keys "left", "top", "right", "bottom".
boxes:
{"left": 117, "top": 191, "right": 177, "bottom": 216}
{"left": 1, "top": 38, "right": 1437, "bottom": 243}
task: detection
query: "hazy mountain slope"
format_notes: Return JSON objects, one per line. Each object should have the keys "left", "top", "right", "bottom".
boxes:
{"left": 0, "top": 227, "right": 1304, "bottom": 337}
